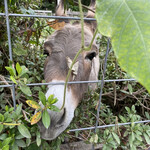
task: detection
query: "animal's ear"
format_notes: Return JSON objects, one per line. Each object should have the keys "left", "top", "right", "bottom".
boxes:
{"left": 85, "top": 0, "right": 97, "bottom": 33}
{"left": 44, "top": 41, "right": 53, "bottom": 56}
{"left": 55, "top": 0, "right": 69, "bottom": 23}
{"left": 56, "top": 0, "right": 65, "bottom": 16}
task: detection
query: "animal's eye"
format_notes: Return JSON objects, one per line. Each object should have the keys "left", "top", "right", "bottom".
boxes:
{"left": 85, "top": 51, "right": 96, "bottom": 61}
{"left": 43, "top": 49, "right": 49, "bottom": 56}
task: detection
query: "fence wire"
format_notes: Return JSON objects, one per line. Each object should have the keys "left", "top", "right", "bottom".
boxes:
{"left": 1, "top": 0, "right": 150, "bottom": 149}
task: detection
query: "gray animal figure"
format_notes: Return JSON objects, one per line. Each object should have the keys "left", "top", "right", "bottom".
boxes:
{"left": 38, "top": 0, "right": 100, "bottom": 140}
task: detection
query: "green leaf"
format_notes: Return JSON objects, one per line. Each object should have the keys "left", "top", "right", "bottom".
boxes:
{"left": 103, "top": 144, "right": 112, "bottom": 150}
{"left": 0, "top": 134, "right": 7, "bottom": 140}
{"left": 131, "top": 132, "right": 135, "bottom": 142}
{"left": 0, "top": 124, "right": 3, "bottom": 133}
{"left": 144, "top": 133, "right": 150, "bottom": 144}
{"left": 16, "top": 62, "right": 22, "bottom": 76}
{"left": 18, "top": 124, "right": 31, "bottom": 138}
{"left": 49, "top": 105, "right": 60, "bottom": 112}
{"left": 39, "top": 91, "right": 46, "bottom": 105}
{"left": 0, "top": 114, "right": 4, "bottom": 122}
{"left": 16, "top": 139, "right": 26, "bottom": 147}
{"left": 128, "top": 84, "right": 133, "bottom": 94}
{"left": 13, "top": 43, "right": 27, "bottom": 56}
{"left": 131, "top": 145, "right": 136, "bottom": 150}
{"left": 42, "top": 110, "right": 50, "bottom": 129}
{"left": 5, "top": 66, "right": 16, "bottom": 76}
{"left": 20, "top": 66, "right": 28, "bottom": 77}
{"left": 125, "top": 107, "right": 130, "bottom": 114}
{"left": 15, "top": 134, "right": 24, "bottom": 140}
{"left": 112, "top": 132, "right": 120, "bottom": 144}
{"left": 89, "top": 134, "right": 98, "bottom": 144}
{"left": 15, "top": 104, "right": 22, "bottom": 116}
{"left": 5, "top": 106, "right": 9, "bottom": 112}
{"left": 26, "top": 138, "right": 31, "bottom": 147}
{"left": 129, "top": 135, "right": 133, "bottom": 147}
{"left": 20, "top": 85, "right": 32, "bottom": 96}
{"left": 131, "top": 105, "right": 136, "bottom": 113}
{"left": 11, "top": 142, "right": 19, "bottom": 150}
{"left": 119, "top": 115, "right": 127, "bottom": 122}
{"left": 135, "top": 133, "right": 142, "bottom": 141}
{"left": 36, "top": 131, "right": 41, "bottom": 146}
{"left": 2, "top": 137, "right": 12, "bottom": 147}
{"left": 2, "top": 145, "right": 9, "bottom": 150}
{"left": 146, "top": 130, "right": 150, "bottom": 137}
{"left": 10, "top": 76, "right": 17, "bottom": 84}
{"left": 145, "top": 112, "right": 150, "bottom": 119}
{"left": 36, "top": 136, "right": 41, "bottom": 147}
{"left": 96, "top": 0, "right": 150, "bottom": 93}
{"left": 47, "top": 95, "right": 58, "bottom": 105}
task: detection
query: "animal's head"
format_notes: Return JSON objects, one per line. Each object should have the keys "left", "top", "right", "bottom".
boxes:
{"left": 38, "top": 0, "right": 99, "bottom": 140}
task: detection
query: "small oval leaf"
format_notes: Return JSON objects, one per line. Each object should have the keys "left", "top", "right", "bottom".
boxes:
{"left": 5, "top": 66, "right": 16, "bottom": 76}
{"left": 112, "top": 132, "right": 120, "bottom": 144}
{"left": 20, "top": 85, "right": 32, "bottom": 96}
{"left": 18, "top": 124, "right": 31, "bottom": 138}
{"left": 39, "top": 91, "right": 46, "bottom": 105}
{"left": 42, "top": 110, "right": 50, "bottom": 129}
{"left": 10, "top": 76, "right": 17, "bottom": 84}
{"left": 16, "top": 62, "right": 22, "bottom": 76}
{"left": 49, "top": 105, "right": 60, "bottom": 112}
{"left": 31, "top": 111, "right": 42, "bottom": 125}
{"left": 26, "top": 100, "right": 41, "bottom": 109}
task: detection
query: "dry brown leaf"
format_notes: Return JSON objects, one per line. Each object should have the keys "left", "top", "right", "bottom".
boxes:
{"left": 47, "top": 20, "right": 65, "bottom": 30}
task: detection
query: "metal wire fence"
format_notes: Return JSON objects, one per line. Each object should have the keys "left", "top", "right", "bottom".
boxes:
{"left": 0, "top": 0, "right": 150, "bottom": 149}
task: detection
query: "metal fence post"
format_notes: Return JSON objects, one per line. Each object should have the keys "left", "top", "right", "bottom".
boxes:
{"left": 92, "top": 38, "right": 110, "bottom": 150}
{"left": 4, "top": 0, "right": 16, "bottom": 110}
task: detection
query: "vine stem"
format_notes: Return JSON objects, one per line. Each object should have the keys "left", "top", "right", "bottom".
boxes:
{"left": 78, "top": 0, "right": 85, "bottom": 49}
{"left": 61, "top": 48, "right": 83, "bottom": 110}
{"left": 60, "top": 0, "right": 98, "bottom": 110}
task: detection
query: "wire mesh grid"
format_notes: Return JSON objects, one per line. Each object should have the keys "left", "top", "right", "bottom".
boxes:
{"left": 0, "top": 0, "right": 150, "bottom": 149}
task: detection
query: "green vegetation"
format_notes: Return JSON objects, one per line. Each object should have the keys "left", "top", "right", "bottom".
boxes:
{"left": 0, "top": 0, "right": 150, "bottom": 150}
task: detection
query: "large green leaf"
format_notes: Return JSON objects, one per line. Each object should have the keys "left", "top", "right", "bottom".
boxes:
{"left": 96, "top": 0, "right": 150, "bottom": 92}
{"left": 18, "top": 124, "right": 31, "bottom": 138}
{"left": 42, "top": 110, "right": 50, "bottom": 129}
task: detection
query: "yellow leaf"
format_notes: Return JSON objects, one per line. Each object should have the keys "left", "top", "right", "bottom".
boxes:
{"left": 3, "top": 122, "right": 21, "bottom": 126}
{"left": 26, "top": 100, "right": 41, "bottom": 109}
{"left": 31, "top": 111, "right": 42, "bottom": 125}
{"left": 47, "top": 20, "right": 65, "bottom": 30}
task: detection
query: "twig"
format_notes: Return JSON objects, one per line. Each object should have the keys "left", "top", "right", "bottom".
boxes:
{"left": 0, "top": 47, "right": 9, "bottom": 60}
{"left": 115, "top": 116, "right": 121, "bottom": 137}
{"left": 22, "top": 110, "right": 30, "bottom": 122}
{"left": 133, "top": 95, "right": 150, "bottom": 111}
{"left": 113, "top": 81, "right": 117, "bottom": 106}
{"left": 17, "top": 99, "right": 30, "bottom": 122}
